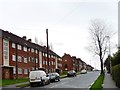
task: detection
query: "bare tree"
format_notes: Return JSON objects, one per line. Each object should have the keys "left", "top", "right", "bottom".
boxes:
{"left": 89, "top": 19, "right": 110, "bottom": 74}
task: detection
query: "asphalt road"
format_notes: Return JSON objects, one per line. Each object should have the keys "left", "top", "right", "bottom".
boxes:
{"left": 29, "top": 71, "right": 100, "bottom": 89}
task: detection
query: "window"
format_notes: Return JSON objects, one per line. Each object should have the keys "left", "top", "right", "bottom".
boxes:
{"left": 43, "top": 61, "right": 45, "bottom": 65}
{"left": 12, "top": 43, "right": 16, "bottom": 48}
{"left": 36, "top": 58, "right": 38, "bottom": 63}
{"left": 24, "top": 57, "right": 27, "bottom": 63}
{"left": 17, "top": 44, "right": 22, "bottom": 50}
{"left": 18, "top": 56, "right": 22, "bottom": 62}
{"left": 23, "top": 47, "right": 27, "bottom": 52}
{"left": 35, "top": 50, "right": 38, "bottom": 54}
{"left": 28, "top": 48, "right": 30, "bottom": 51}
{"left": 31, "top": 48, "right": 34, "bottom": 53}
{"left": 51, "top": 61, "right": 53, "bottom": 65}
{"left": 42, "top": 53, "right": 44, "bottom": 56}
{"left": 65, "top": 60, "right": 67, "bottom": 62}
{"left": 28, "top": 57, "right": 31, "bottom": 62}
{"left": 18, "top": 68, "right": 22, "bottom": 74}
{"left": 49, "top": 55, "right": 51, "bottom": 58}
{"left": 13, "top": 67, "right": 16, "bottom": 74}
{"left": 12, "top": 55, "right": 16, "bottom": 61}
{"left": 51, "top": 55, "right": 53, "bottom": 58}
{"left": 24, "top": 69, "right": 28, "bottom": 74}
{"left": 45, "top": 54, "right": 47, "bottom": 57}
{"left": 3, "top": 40, "right": 9, "bottom": 60}
{"left": 32, "top": 58, "right": 35, "bottom": 62}
{"left": 32, "top": 67, "right": 35, "bottom": 70}
{"left": 46, "top": 61, "right": 47, "bottom": 65}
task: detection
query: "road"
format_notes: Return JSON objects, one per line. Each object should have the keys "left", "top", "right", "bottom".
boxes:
{"left": 28, "top": 71, "right": 100, "bottom": 89}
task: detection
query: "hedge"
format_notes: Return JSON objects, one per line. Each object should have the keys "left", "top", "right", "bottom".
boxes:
{"left": 112, "top": 64, "right": 120, "bottom": 88}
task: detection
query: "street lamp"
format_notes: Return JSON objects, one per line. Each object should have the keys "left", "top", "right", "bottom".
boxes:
{"left": 105, "top": 36, "right": 111, "bottom": 74}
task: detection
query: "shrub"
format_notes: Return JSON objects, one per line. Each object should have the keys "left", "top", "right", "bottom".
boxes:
{"left": 112, "top": 64, "right": 120, "bottom": 88}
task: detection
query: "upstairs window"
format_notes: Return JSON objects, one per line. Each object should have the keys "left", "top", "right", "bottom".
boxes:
{"left": 36, "top": 58, "right": 38, "bottom": 63}
{"left": 12, "top": 55, "right": 16, "bottom": 61}
{"left": 24, "top": 57, "right": 27, "bottom": 63}
{"left": 35, "top": 50, "right": 38, "bottom": 54}
{"left": 18, "top": 56, "right": 22, "bottom": 62}
{"left": 12, "top": 43, "right": 16, "bottom": 48}
{"left": 23, "top": 47, "right": 27, "bottom": 52}
{"left": 31, "top": 48, "right": 34, "bottom": 53}
{"left": 17, "top": 44, "right": 22, "bottom": 50}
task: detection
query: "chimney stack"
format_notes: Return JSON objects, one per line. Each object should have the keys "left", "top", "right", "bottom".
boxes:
{"left": 23, "top": 36, "right": 27, "bottom": 40}
{"left": 28, "top": 39, "right": 32, "bottom": 42}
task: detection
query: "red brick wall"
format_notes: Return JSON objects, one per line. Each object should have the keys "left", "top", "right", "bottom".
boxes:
{"left": 62, "top": 54, "right": 73, "bottom": 71}
{"left": 9, "top": 41, "right": 40, "bottom": 78}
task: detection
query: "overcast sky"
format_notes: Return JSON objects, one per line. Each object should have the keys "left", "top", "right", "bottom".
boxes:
{"left": 0, "top": 0, "right": 119, "bottom": 69}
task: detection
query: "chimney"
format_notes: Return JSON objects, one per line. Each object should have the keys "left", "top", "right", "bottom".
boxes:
{"left": 43, "top": 46, "right": 47, "bottom": 49}
{"left": 23, "top": 36, "right": 27, "bottom": 40}
{"left": 28, "top": 39, "right": 32, "bottom": 42}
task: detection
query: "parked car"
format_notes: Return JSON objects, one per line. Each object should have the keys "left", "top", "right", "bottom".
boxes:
{"left": 48, "top": 72, "right": 60, "bottom": 82}
{"left": 80, "top": 70, "right": 87, "bottom": 74}
{"left": 29, "top": 70, "right": 50, "bottom": 87}
{"left": 67, "top": 70, "right": 76, "bottom": 77}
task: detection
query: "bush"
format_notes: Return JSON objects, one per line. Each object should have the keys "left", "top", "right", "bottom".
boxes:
{"left": 60, "top": 70, "right": 67, "bottom": 76}
{"left": 112, "top": 64, "right": 120, "bottom": 88}
{"left": 111, "top": 50, "right": 120, "bottom": 66}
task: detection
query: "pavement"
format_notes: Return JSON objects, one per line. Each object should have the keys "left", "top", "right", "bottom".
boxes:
{"left": 103, "top": 72, "right": 118, "bottom": 89}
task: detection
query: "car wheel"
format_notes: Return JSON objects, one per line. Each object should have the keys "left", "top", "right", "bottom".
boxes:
{"left": 48, "top": 80, "right": 50, "bottom": 84}
{"left": 58, "top": 78, "right": 60, "bottom": 81}
{"left": 30, "top": 83, "right": 34, "bottom": 87}
{"left": 42, "top": 80, "right": 45, "bottom": 86}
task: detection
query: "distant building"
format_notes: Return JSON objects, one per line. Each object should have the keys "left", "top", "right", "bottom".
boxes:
{"left": 86, "top": 64, "right": 94, "bottom": 71}
{"left": 62, "top": 53, "right": 88, "bottom": 72}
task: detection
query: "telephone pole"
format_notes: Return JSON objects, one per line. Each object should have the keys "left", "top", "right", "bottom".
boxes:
{"left": 46, "top": 29, "right": 49, "bottom": 73}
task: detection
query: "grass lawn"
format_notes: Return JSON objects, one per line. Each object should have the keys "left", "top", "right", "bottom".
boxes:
{"left": 0, "top": 78, "right": 29, "bottom": 86}
{"left": 90, "top": 73, "right": 105, "bottom": 90}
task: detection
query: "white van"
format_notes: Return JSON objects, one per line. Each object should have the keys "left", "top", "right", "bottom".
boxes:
{"left": 29, "top": 70, "right": 50, "bottom": 86}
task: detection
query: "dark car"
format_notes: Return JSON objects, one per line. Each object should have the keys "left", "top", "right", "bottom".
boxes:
{"left": 67, "top": 70, "right": 76, "bottom": 77}
{"left": 48, "top": 72, "right": 60, "bottom": 82}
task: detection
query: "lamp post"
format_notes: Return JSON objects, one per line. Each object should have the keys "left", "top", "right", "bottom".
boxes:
{"left": 106, "top": 36, "right": 111, "bottom": 74}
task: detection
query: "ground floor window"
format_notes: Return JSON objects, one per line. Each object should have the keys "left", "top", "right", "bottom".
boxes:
{"left": 24, "top": 69, "right": 28, "bottom": 74}
{"left": 18, "top": 68, "right": 22, "bottom": 74}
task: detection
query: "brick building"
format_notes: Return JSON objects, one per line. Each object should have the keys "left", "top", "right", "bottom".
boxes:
{"left": 62, "top": 53, "right": 87, "bottom": 72}
{"left": 86, "top": 64, "right": 94, "bottom": 71}
{"left": 0, "top": 29, "right": 62, "bottom": 79}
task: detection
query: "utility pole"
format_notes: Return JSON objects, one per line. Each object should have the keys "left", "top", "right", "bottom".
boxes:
{"left": 46, "top": 29, "right": 49, "bottom": 73}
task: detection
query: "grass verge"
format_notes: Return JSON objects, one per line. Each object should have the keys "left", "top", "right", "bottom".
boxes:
{"left": 1, "top": 78, "right": 29, "bottom": 86}
{"left": 90, "top": 73, "right": 104, "bottom": 90}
